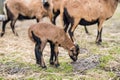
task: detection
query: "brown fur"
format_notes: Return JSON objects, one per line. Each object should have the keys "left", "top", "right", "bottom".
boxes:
{"left": 64, "top": 0, "right": 119, "bottom": 44}
{"left": 28, "top": 22, "right": 80, "bottom": 68}
{"left": 1, "top": 0, "right": 53, "bottom": 37}
{"left": 49, "top": 0, "right": 89, "bottom": 34}
{"left": 50, "top": 0, "right": 68, "bottom": 25}
{"left": 29, "top": 23, "right": 74, "bottom": 50}
{"left": 5, "top": 0, "right": 48, "bottom": 20}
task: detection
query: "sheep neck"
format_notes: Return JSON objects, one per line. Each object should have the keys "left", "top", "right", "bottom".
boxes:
{"left": 61, "top": 36, "right": 74, "bottom": 51}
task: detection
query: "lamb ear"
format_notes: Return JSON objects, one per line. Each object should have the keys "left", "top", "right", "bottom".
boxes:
{"left": 74, "top": 43, "right": 80, "bottom": 51}
{"left": 43, "top": 2, "right": 50, "bottom": 10}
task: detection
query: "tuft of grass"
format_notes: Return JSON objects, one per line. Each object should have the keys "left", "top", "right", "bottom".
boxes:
{"left": 108, "top": 72, "right": 116, "bottom": 78}
{"left": 0, "top": 77, "right": 4, "bottom": 80}
{"left": 86, "top": 69, "right": 117, "bottom": 80}
{"left": 109, "top": 47, "right": 120, "bottom": 54}
{"left": 29, "top": 64, "right": 43, "bottom": 72}
{"left": 39, "top": 74, "right": 62, "bottom": 80}
{"left": 46, "top": 62, "right": 73, "bottom": 73}
{"left": 99, "top": 55, "right": 114, "bottom": 69}
{"left": 26, "top": 78, "right": 36, "bottom": 80}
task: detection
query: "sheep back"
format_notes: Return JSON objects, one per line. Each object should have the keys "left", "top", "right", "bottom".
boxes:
{"left": 28, "top": 22, "right": 66, "bottom": 44}
{"left": 4, "top": 0, "right": 47, "bottom": 18}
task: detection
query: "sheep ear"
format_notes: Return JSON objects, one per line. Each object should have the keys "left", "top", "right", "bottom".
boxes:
{"left": 43, "top": 2, "right": 50, "bottom": 10}
{"left": 75, "top": 44, "right": 80, "bottom": 51}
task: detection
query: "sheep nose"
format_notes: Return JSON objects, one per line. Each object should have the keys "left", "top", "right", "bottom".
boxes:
{"left": 73, "top": 58, "right": 77, "bottom": 62}
{"left": 70, "top": 55, "right": 78, "bottom": 62}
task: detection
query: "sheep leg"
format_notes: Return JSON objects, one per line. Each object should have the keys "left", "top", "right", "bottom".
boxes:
{"left": 36, "top": 19, "right": 39, "bottom": 23}
{"left": 84, "top": 26, "right": 89, "bottom": 34}
{"left": 10, "top": 19, "right": 18, "bottom": 36}
{"left": 35, "top": 40, "right": 47, "bottom": 68}
{"left": 49, "top": 42, "right": 55, "bottom": 65}
{"left": 54, "top": 44, "right": 60, "bottom": 67}
{"left": 68, "top": 19, "right": 80, "bottom": 42}
{"left": 40, "top": 40, "right": 47, "bottom": 68}
{"left": 52, "top": 10, "right": 60, "bottom": 24}
{"left": 64, "top": 20, "right": 70, "bottom": 32}
{"left": 1, "top": 19, "right": 10, "bottom": 37}
{"left": 59, "top": 12, "right": 64, "bottom": 27}
{"left": 36, "top": 15, "right": 42, "bottom": 22}
{"left": 96, "top": 19, "right": 104, "bottom": 45}
{"left": 35, "top": 43, "right": 41, "bottom": 65}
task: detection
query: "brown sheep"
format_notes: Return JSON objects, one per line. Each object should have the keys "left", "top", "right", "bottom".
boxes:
{"left": 63, "top": 0, "right": 119, "bottom": 45}
{"left": 1, "top": 0, "right": 53, "bottom": 37}
{"left": 28, "top": 22, "right": 80, "bottom": 68}
{"left": 48, "top": 0, "right": 89, "bottom": 34}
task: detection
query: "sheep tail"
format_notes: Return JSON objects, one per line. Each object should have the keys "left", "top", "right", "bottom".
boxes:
{"left": 3, "top": 2, "right": 8, "bottom": 20}
{"left": 31, "top": 31, "right": 41, "bottom": 44}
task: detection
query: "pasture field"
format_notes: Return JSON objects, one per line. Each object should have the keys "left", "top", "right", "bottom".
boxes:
{"left": 0, "top": 4, "right": 120, "bottom": 80}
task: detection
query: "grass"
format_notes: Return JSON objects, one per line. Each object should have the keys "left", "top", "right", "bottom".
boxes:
{"left": 86, "top": 69, "right": 116, "bottom": 80}
{"left": 0, "top": 4, "right": 120, "bottom": 80}
{"left": 99, "top": 55, "right": 114, "bottom": 69}
{"left": 0, "top": 78, "right": 4, "bottom": 80}
{"left": 109, "top": 46, "right": 120, "bottom": 54}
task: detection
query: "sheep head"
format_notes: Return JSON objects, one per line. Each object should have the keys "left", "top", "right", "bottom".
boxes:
{"left": 69, "top": 44, "right": 80, "bottom": 62}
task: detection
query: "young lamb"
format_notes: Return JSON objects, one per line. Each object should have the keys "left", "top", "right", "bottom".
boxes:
{"left": 63, "top": 0, "right": 119, "bottom": 45}
{"left": 28, "top": 22, "right": 80, "bottom": 68}
{"left": 1, "top": 0, "right": 53, "bottom": 37}
{"left": 50, "top": 0, "right": 89, "bottom": 34}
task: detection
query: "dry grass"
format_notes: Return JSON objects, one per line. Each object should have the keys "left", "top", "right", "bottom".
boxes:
{"left": 0, "top": 4, "right": 120, "bottom": 80}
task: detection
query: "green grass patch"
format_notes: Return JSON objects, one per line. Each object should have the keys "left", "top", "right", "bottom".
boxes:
{"left": 0, "top": 77, "right": 4, "bottom": 80}
{"left": 108, "top": 72, "right": 116, "bottom": 78}
{"left": 28, "top": 61, "right": 73, "bottom": 73}
{"left": 46, "top": 62, "right": 73, "bottom": 73}
{"left": 39, "top": 74, "right": 62, "bottom": 80}
{"left": 86, "top": 69, "right": 117, "bottom": 80}
{"left": 99, "top": 55, "right": 114, "bottom": 69}
{"left": 109, "top": 46, "right": 120, "bottom": 54}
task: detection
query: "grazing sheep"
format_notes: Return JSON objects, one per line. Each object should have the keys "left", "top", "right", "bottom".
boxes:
{"left": 50, "top": 0, "right": 89, "bottom": 34}
{"left": 28, "top": 22, "right": 80, "bottom": 68}
{"left": 1, "top": 0, "right": 53, "bottom": 37}
{"left": 63, "top": 0, "right": 119, "bottom": 44}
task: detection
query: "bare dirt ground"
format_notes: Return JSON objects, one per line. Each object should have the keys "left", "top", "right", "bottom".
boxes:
{"left": 0, "top": 4, "right": 120, "bottom": 80}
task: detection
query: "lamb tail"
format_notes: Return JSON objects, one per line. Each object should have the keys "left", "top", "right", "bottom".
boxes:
{"left": 31, "top": 31, "right": 41, "bottom": 44}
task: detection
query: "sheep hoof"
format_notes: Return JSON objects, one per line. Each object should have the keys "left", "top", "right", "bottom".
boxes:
{"left": 0, "top": 32, "right": 4, "bottom": 37}
{"left": 55, "top": 64, "right": 60, "bottom": 68}
{"left": 42, "top": 65, "right": 47, "bottom": 69}
{"left": 50, "top": 61, "right": 54, "bottom": 65}
{"left": 96, "top": 42, "right": 101, "bottom": 45}
{"left": 14, "top": 32, "right": 19, "bottom": 36}
{"left": 86, "top": 33, "right": 91, "bottom": 35}
{"left": 36, "top": 61, "right": 41, "bottom": 65}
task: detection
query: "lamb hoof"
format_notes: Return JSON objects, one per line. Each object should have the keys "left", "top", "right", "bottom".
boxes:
{"left": 42, "top": 65, "right": 47, "bottom": 69}
{"left": 36, "top": 61, "right": 41, "bottom": 65}
{"left": 55, "top": 64, "right": 60, "bottom": 68}
{"left": 50, "top": 62, "right": 54, "bottom": 65}
{"left": 96, "top": 42, "right": 101, "bottom": 45}
{"left": 14, "top": 32, "right": 19, "bottom": 36}
{"left": 0, "top": 32, "right": 4, "bottom": 37}
{"left": 86, "top": 33, "right": 91, "bottom": 35}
